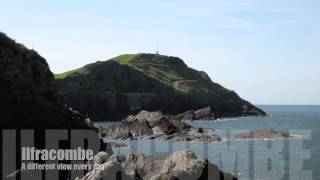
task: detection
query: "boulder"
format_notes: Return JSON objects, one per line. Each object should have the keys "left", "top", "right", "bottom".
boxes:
{"left": 136, "top": 111, "right": 164, "bottom": 123}
{"left": 76, "top": 150, "right": 237, "bottom": 180}
{"left": 76, "top": 156, "right": 134, "bottom": 180}
{"left": 170, "top": 107, "right": 216, "bottom": 121}
{"left": 152, "top": 126, "right": 167, "bottom": 135}
{"left": 174, "top": 110, "right": 195, "bottom": 121}
{"left": 105, "top": 120, "right": 153, "bottom": 139}
{"left": 151, "top": 118, "right": 180, "bottom": 134}
{"left": 93, "top": 151, "right": 110, "bottom": 165}
{"left": 126, "top": 115, "right": 137, "bottom": 122}
{"left": 194, "top": 107, "right": 215, "bottom": 120}
{"left": 170, "top": 119, "right": 192, "bottom": 131}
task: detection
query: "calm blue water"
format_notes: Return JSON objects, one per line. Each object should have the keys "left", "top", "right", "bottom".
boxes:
{"left": 95, "top": 105, "right": 320, "bottom": 180}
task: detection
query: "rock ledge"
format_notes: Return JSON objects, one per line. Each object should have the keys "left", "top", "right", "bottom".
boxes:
{"left": 233, "top": 129, "right": 293, "bottom": 139}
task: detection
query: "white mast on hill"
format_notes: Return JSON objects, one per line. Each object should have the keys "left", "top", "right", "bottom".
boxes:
{"left": 156, "top": 42, "right": 159, "bottom": 54}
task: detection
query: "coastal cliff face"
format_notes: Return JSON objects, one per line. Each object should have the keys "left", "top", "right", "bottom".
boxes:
{"left": 0, "top": 32, "right": 88, "bottom": 129}
{"left": 55, "top": 53, "right": 266, "bottom": 121}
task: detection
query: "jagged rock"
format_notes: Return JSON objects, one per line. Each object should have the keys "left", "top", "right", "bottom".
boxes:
{"left": 194, "top": 107, "right": 215, "bottom": 120}
{"left": 76, "top": 156, "right": 134, "bottom": 180}
{"left": 76, "top": 150, "right": 237, "bottom": 180}
{"left": 136, "top": 111, "right": 164, "bottom": 124}
{"left": 104, "top": 120, "right": 153, "bottom": 139}
{"left": 151, "top": 118, "right": 180, "bottom": 135}
{"left": 126, "top": 115, "right": 137, "bottom": 122}
{"left": 152, "top": 126, "right": 167, "bottom": 135}
{"left": 170, "top": 119, "right": 192, "bottom": 131}
{"left": 102, "top": 110, "right": 218, "bottom": 141}
{"left": 233, "top": 129, "right": 292, "bottom": 139}
{"left": 174, "top": 110, "right": 195, "bottom": 121}
{"left": 169, "top": 107, "right": 216, "bottom": 121}
{"left": 102, "top": 110, "right": 221, "bottom": 142}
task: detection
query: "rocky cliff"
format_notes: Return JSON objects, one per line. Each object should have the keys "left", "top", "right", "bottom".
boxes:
{"left": 55, "top": 53, "right": 266, "bottom": 121}
{"left": 0, "top": 32, "right": 88, "bottom": 129}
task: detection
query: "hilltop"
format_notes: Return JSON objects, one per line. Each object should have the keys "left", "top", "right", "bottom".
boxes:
{"left": 55, "top": 53, "right": 266, "bottom": 121}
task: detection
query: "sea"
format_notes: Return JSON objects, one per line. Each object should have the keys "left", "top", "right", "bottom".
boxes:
{"left": 94, "top": 105, "right": 320, "bottom": 180}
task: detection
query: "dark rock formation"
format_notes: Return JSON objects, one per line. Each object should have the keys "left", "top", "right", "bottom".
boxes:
{"left": 101, "top": 111, "right": 221, "bottom": 142}
{"left": 0, "top": 32, "right": 90, "bottom": 129}
{"left": 77, "top": 150, "right": 237, "bottom": 180}
{"left": 172, "top": 107, "right": 216, "bottom": 121}
{"left": 104, "top": 110, "right": 191, "bottom": 139}
{"left": 194, "top": 107, "right": 214, "bottom": 120}
{"left": 233, "top": 129, "right": 292, "bottom": 139}
{"left": 54, "top": 53, "right": 266, "bottom": 121}
{"left": 104, "top": 120, "right": 154, "bottom": 139}
{"left": 0, "top": 32, "right": 97, "bottom": 180}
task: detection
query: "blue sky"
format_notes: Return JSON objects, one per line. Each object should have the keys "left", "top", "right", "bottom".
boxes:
{"left": 0, "top": 0, "right": 319, "bottom": 105}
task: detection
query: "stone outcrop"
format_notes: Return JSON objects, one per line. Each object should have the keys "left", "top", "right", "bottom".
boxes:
{"left": 55, "top": 53, "right": 266, "bottom": 121}
{"left": 127, "top": 107, "right": 217, "bottom": 123}
{"left": 103, "top": 111, "right": 190, "bottom": 140}
{"left": 101, "top": 111, "right": 221, "bottom": 142}
{"left": 76, "top": 150, "right": 237, "bottom": 180}
{"left": 104, "top": 120, "right": 154, "bottom": 139}
{"left": 233, "top": 129, "right": 292, "bottom": 139}
{"left": 173, "top": 107, "right": 216, "bottom": 121}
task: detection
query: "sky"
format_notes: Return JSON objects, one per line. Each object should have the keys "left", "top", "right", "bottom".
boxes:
{"left": 0, "top": 0, "right": 319, "bottom": 105}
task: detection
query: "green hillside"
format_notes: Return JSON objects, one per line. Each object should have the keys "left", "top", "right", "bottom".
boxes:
{"left": 112, "top": 54, "right": 137, "bottom": 64}
{"left": 55, "top": 53, "right": 266, "bottom": 121}
{"left": 55, "top": 53, "right": 228, "bottom": 94}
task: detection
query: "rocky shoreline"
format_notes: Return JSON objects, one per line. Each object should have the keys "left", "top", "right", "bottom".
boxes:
{"left": 76, "top": 150, "right": 237, "bottom": 180}
{"left": 99, "top": 110, "right": 222, "bottom": 142}
{"left": 99, "top": 110, "right": 293, "bottom": 142}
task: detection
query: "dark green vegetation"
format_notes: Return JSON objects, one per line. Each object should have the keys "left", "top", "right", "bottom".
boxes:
{"left": 0, "top": 32, "right": 89, "bottom": 128}
{"left": 55, "top": 53, "right": 266, "bottom": 121}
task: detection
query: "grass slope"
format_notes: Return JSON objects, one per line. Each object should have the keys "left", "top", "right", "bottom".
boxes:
{"left": 55, "top": 53, "right": 227, "bottom": 94}
{"left": 112, "top": 54, "right": 137, "bottom": 64}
